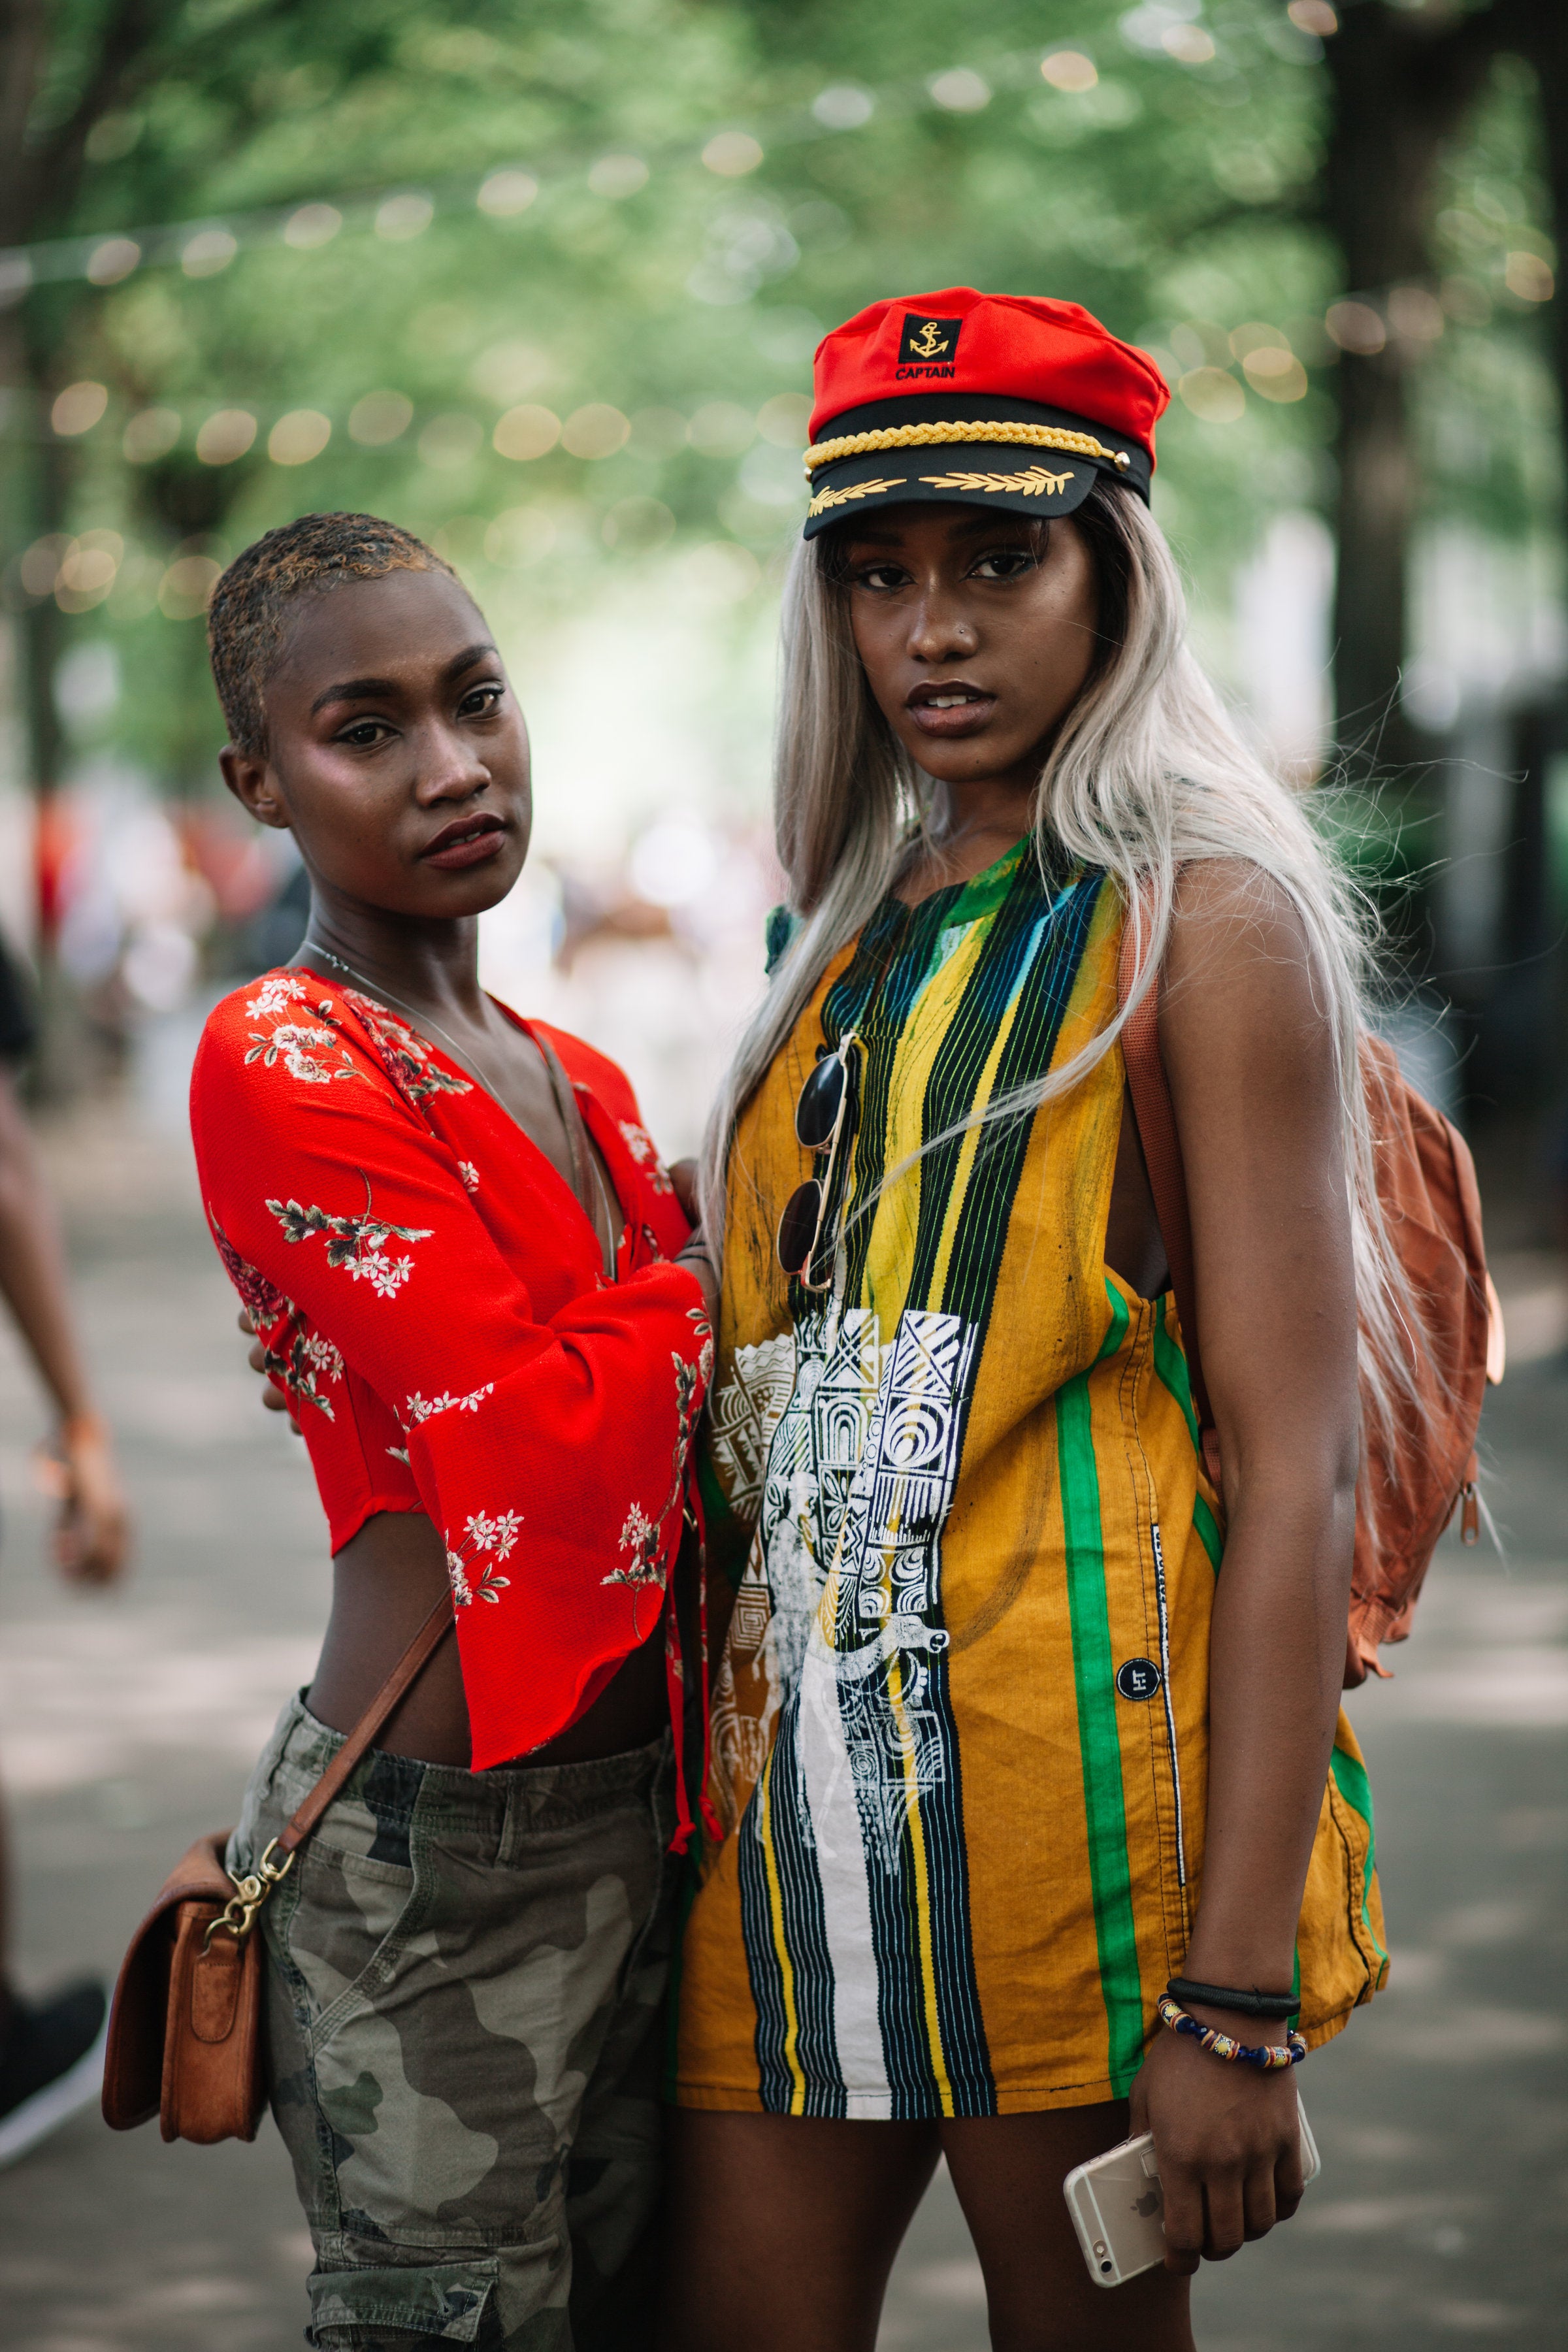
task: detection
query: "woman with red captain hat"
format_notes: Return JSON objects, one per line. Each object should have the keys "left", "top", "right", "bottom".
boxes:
{"left": 662, "top": 289, "right": 1403, "bottom": 2346}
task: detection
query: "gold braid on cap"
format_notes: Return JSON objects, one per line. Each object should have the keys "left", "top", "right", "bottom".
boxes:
{"left": 802, "top": 418, "right": 1135, "bottom": 478}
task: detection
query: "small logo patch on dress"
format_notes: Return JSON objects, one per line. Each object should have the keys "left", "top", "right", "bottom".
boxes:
{"left": 1116, "top": 1656, "right": 1162, "bottom": 1701}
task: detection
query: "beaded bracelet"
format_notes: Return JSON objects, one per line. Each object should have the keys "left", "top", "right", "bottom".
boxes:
{"left": 1156, "top": 1993, "right": 1307, "bottom": 2071}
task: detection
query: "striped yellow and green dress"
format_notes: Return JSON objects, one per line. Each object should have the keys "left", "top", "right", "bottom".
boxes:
{"left": 676, "top": 836, "right": 1387, "bottom": 2120}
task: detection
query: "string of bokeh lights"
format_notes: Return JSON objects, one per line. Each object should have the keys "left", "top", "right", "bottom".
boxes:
{"left": 4, "top": 0, "right": 1557, "bottom": 619}
{"left": 1, "top": 8, "right": 1349, "bottom": 301}
{"left": 0, "top": 58, "right": 1086, "bottom": 297}
{"left": 5, "top": 0, "right": 1550, "bottom": 437}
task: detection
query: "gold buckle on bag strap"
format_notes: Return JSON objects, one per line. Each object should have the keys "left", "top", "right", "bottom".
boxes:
{"left": 202, "top": 1837, "right": 295, "bottom": 1952}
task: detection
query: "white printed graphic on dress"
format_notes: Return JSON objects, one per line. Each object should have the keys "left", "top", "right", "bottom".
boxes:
{"left": 707, "top": 1333, "right": 797, "bottom": 1518}
{"left": 717, "top": 1307, "right": 977, "bottom": 1874}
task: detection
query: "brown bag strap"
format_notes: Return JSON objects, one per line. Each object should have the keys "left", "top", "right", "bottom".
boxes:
{"left": 275, "top": 1598, "right": 454, "bottom": 1857}
{"left": 1116, "top": 882, "right": 1215, "bottom": 1438}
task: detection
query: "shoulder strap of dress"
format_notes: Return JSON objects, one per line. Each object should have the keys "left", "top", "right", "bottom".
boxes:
{"left": 1116, "top": 877, "right": 1214, "bottom": 1438}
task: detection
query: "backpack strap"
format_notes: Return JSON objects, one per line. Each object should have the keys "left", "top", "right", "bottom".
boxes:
{"left": 1115, "top": 882, "right": 1217, "bottom": 1445}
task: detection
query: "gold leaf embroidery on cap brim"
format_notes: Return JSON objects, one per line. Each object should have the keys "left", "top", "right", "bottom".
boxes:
{"left": 806, "top": 475, "right": 908, "bottom": 517}
{"left": 919, "top": 466, "right": 1075, "bottom": 497}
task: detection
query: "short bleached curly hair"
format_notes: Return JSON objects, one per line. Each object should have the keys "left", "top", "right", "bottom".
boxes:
{"left": 207, "top": 511, "right": 457, "bottom": 754}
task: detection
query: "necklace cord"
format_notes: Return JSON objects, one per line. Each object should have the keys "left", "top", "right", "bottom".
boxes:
{"left": 299, "top": 940, "right": 619, "bottom": 1276}
{"left": 533, "top": 1029, "right": 621, "bottom": 1281}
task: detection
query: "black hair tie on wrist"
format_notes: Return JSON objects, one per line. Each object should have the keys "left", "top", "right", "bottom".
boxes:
{"left": 1166, "top": 1976, "right": 1297, "bottom": 2019}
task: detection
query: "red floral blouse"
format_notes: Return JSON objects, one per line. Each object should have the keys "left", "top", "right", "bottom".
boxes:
{"left": 189, "top": 967, "right": 712, "bottom": 1774}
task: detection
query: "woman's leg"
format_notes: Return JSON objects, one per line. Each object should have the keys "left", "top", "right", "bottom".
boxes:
{"left": 661, "top": 2110, "right": 941, "bottom": 2352}
{"left": 662, "top": 2102, "right": 1195, "bottom": 2352}
{"left": 942, "top": 2104, "right": 1194, "bottom": 2352}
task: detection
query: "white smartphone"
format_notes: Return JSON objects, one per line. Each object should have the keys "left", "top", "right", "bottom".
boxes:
{"left": 1062, "top": 2099, "right": 1321, "bottom": 2288}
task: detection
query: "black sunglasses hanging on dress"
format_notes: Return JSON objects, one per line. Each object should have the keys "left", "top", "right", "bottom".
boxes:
{"left": 776, "top": 1031, "right": 860, "bottom": 1290}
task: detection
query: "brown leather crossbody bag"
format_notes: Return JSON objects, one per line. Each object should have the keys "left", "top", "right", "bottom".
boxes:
{"left": 101, "top": 1597, "right": 453, "bottom": 2145}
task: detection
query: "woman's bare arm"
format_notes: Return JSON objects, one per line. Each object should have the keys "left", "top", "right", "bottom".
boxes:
{"left": 0, "top": 1066, "right": 127, "bottom": 1582}
{"left": 1129, "top": 859, "right": 1360, "bottom": 2269}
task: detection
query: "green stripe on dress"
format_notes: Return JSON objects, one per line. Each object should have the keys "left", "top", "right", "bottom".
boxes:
{"left": 1151, "top": 1303, "right": 1222, "bottom": 1570}
{"left": 1057, "top": 1283, "right": 1145, "bottom": 2091}
{"left": 956, "top": 842, "right": 1028, "bottom": 920}
{"left": 1192, "top": 1496, "right": 1222, "bottom": 1571}
{"left": 1151, "top": 1303, "right": 1200, "bottom": 1451}
{"left": 1328, "top": 1742, "right": 1389, "bottom": 1967}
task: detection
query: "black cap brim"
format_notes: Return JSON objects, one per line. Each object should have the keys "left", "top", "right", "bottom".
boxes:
{"left": 804, "top": 443, "right": 1100, "bottom": 539}
{"left": 800, "top": 390, "right": 1149, "bottom": 541}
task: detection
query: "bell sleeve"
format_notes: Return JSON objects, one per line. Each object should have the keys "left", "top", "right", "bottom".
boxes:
{"left": 190, "top": 996, "right": 712, "bottom": 1767}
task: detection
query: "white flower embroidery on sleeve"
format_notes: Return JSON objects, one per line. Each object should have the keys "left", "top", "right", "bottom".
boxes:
{"left": 245, "top": 974, "right": 311, "bottom": 1020}
{"left": 457, "top": 1161, "right": 480, "bottom": 1192}
{"left": 403, "top": 1383, "right": 495, "bottom": 1426}
{"left": 268, "top": 1324, "right": 344, "bottom": 1416}
{"left": 341, "top": 990, "right": 472, "bottom": 1109}
{"left": 266, "top": 1184, "right": 433, "bottom": 1300}
{"left": 689, "top": 1301, "right": 715, "bottom": 1386}
{"left": 606, "top": 1501, "right": 661, "bottom": 1592}
{"left": 208, "top": 1217, "right": 343, "bottom": 1418}
{"left": 602, "top": 1309, "right": 712, "bottom": 1627}
{"left": 617, "top": 1120, "right": 674, "bottom": 1195}
{"left": 243, "top": 977, "right": 361, "bottom": 1085}
{"left": 446, "top": 1506, "right": 522, "bottom": 1607}
{"left": 301, "top": 1331, "right": 346, "bottom": 1384}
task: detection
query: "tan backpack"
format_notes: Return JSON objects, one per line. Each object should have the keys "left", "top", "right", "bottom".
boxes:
{"left": 1117, "top": 912, "right": 1504, "bottom": 1688}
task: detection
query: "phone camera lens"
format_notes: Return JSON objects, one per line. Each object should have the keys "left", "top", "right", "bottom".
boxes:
{"left": 1100, "top": 2260, "right": 1113, "bottom": 2274}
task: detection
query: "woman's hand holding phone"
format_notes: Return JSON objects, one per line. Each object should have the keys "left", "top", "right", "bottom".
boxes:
{"left": 1128, "top": 2010, "right": 1305, "bottom": 2272}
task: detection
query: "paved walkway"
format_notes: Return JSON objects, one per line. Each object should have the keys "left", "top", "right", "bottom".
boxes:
{"left": 0, "top": 1100, "right": 1562, "bottom": 2349}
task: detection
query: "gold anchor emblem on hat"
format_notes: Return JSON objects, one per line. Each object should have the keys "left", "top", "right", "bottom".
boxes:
{"left": 910, "top": 319, "right": 949, "bottom": 359}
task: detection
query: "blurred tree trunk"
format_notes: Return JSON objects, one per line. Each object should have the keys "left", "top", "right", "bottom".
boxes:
{"left": 1, "top": 1, "right": 314, "bottom": 1093}
{"left": 1518, "top": 11, "right": 1568, "bottom": 510}
{"left": 1323, "top": 2, "right": 1567, "bottom": 1107}
{"left": 0, "top": 1, "right": 164, "bottom": 1092}
{"left": 1322, "top": 3, "right": 1497, "bottom": 764}
{"left": 1506, "top": 11, "right": 1568, "bottom": 1111}
{"left": 1, "top": 4, "right": 81, "bottom": 1091}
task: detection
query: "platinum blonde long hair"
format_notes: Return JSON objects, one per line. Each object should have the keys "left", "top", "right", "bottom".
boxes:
{"left": 700, "top": 482, "right": 1420, "bottom": 1445}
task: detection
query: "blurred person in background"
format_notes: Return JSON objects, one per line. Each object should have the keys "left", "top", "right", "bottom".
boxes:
{"left": 666, "top": 291, "right": 1407, "bottom": 2351}
{"left": 0, "top": 939, "right": 129, "bottom": 2167}
{"left": 191, "top": 513, "right": 715, "bottom": 2351}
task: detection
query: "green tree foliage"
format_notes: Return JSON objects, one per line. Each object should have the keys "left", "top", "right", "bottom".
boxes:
{"left": 2, "top": 0, "right": 1560, "bottom": 793}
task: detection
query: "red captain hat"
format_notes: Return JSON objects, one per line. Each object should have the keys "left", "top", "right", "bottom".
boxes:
{"left": 802, "top": 286, "right": 1169, "bottom": 538}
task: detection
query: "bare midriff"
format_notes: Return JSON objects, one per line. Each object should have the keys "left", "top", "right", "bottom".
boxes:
{"left": 306, "top": 1508, "right": 668, "bottom": 1767}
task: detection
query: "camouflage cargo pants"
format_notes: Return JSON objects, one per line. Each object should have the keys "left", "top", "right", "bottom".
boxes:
{"left": 231, "top": 1695, "right": 676, "bottom": 2351}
